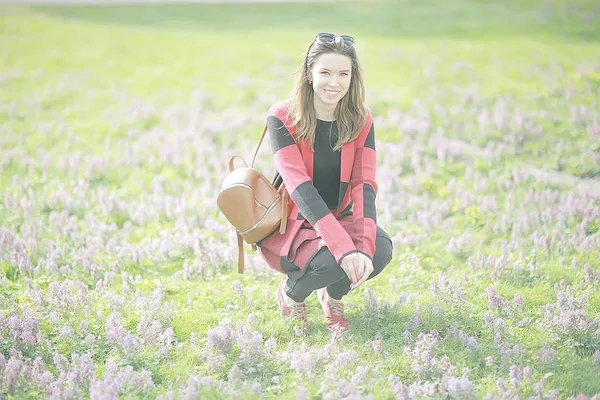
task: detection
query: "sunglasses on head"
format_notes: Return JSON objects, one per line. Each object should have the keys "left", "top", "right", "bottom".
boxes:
{"left": 314, "top": 32, "right": 355, "bottom": 47}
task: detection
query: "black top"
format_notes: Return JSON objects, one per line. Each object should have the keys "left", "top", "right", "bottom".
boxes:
{"left": 313, "top": 119, "right": 341, "bottom": 210}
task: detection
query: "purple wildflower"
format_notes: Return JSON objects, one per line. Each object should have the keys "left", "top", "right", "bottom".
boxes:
{"left": 206, "top": 324, "right": 235, "bottom": 352}
{"left": 440, "top": 375, "right": 476, "bottom": 397}
{"left": 388, "top": 375, "right": 408, "bottom": 400}
{"left": 232, "top": 280, "right": 244, "bottom": 296}
{"left": 509, "top": 365, "right": 522, "bottom": 387}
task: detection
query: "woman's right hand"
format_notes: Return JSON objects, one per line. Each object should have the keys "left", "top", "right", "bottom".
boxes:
{"left": 340, "top": 251, "right": 374, "bottom": 290}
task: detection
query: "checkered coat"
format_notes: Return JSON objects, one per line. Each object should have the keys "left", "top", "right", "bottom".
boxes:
{"left": 259, "top": 101, "right": 378, "bottom": 274}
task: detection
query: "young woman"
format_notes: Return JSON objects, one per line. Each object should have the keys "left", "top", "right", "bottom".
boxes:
{"left": 258, "top": 33, "right": 393, "bottom": 333}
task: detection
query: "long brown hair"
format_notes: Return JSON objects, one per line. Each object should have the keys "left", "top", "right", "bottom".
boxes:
{"left": 287, "top": 36, "right": 367, "bottom": 151}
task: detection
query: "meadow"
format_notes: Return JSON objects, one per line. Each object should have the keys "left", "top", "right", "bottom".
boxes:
{"left": 1, "top": 0, "right": 600, "bottom": 398}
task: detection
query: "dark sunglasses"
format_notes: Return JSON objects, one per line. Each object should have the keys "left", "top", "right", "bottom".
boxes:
{"left": 314, "top": 32, "right": 355, "bottom": 48}
{"left": 304, "top": 33, "right": 356, "bottom": 68}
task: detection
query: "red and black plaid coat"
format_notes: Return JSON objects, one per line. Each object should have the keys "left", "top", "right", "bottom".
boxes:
{"left": 259, "top": 101, "right": 378, "bottom": 274}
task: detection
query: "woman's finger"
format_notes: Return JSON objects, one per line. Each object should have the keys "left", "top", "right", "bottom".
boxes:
{"left": 341, "top": 253, "right": 358, "bottom": 284}
{"left": 357, "top": 256, "right": 366, "bottom": 281}
{"left": 350, "top": 255, "right": 360, "bottom": 284}
{"left": 352, "top": 255, "right": 374, "bottom": 289}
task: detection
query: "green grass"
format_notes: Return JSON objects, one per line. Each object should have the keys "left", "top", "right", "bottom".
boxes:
{"left": 1, "top": 0, "right": 600, "bottom": 398}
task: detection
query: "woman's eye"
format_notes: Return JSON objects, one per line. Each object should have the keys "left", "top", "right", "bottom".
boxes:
{"left": 321, "top": 71, "right": 329, "bottom": 75}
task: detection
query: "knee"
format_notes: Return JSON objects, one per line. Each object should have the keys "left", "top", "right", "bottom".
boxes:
{"left": 373, "top": 236, "right": 393, "bottom": 269}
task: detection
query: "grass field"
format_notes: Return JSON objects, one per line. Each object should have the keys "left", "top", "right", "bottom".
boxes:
{"left": 1, "top": 0, "right": 600, "bottom": 398}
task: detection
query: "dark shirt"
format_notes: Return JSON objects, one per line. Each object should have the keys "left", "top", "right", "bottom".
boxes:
{"left": 313, "top": 119, "right": 341, "bottom": 210}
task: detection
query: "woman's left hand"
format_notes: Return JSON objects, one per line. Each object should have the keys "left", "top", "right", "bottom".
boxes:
{"left": 350, "top": 253, "right": 374, "bottom": 290}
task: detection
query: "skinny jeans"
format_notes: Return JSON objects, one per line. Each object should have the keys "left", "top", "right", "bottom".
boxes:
{"left": 283, "top": 227, "right": 393, "bottom": 302}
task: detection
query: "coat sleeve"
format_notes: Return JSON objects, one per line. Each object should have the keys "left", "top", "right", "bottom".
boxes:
{"left": 267, "top": 106, "right": 357, "bottom": 264}
{"left": 349, "top": 115, "right": 378, "bottom": 260}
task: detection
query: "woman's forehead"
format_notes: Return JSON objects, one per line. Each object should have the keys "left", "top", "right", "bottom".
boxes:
{"left": 312, "top": 53, "right": 352, "bottom": 71}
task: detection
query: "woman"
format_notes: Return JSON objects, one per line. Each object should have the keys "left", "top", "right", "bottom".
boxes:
{"left": 258, "top": 33, "right": 393, "bottom": 333}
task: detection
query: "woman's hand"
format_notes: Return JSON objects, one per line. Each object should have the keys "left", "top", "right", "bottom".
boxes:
{"left": 340, "top": 252, "right": 374, "bottom": 290}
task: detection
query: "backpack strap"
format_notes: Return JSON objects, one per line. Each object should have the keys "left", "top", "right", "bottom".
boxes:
{"left": 237, "top": 231, "right": 245, "bottom": 273}
{"left": 251, "top": 125, "right": 269, "bottom": 168}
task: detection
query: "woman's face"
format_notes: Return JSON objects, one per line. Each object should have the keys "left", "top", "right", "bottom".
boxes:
{"left": 310, "top": 52, "right": 352, "bottom": 111}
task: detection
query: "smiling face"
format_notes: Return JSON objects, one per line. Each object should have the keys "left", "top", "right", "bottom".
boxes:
{"left": 310, "top": 52, "right": 352, "bottom": 118}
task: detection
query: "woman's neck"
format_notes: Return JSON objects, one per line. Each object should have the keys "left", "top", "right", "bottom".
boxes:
{"left": 314, "top": 100, "right": 336, "bottom": 121}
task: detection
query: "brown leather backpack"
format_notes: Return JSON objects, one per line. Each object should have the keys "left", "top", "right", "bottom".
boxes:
{"left": 217, "top": 125, "right": 288, "bottom": 273}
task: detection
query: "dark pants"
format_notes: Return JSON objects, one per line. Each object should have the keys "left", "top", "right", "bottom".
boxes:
{"left": 285, "top": 227, "right": 393, "bottom": 302}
